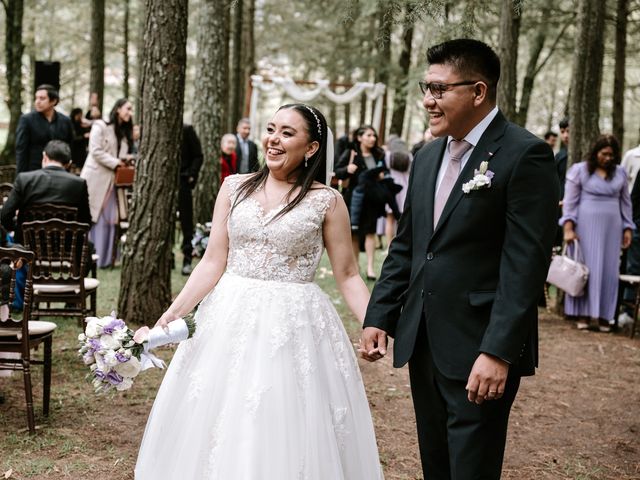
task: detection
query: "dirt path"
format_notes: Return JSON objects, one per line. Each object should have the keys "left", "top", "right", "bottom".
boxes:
{"left": 1, "top": 312, "right": 639, "bottom": 479}
{"left": 361, "top": 312, "right": 640, "bottom": 479}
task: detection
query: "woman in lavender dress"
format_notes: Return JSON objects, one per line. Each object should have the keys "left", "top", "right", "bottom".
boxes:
{"left": 560, "top": 135, "right": 634, "bottom": 331}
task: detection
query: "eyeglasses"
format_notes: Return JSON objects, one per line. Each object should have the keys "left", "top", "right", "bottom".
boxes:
{"left": 418, "top": 80, "right": 479, "bottom": 99}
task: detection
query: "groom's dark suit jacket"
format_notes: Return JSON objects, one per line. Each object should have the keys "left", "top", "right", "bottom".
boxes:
{"left": 364, "top": 111, "right": 559, "bottom": 381}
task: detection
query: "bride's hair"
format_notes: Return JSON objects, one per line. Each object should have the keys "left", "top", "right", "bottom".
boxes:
{"left": 230, "top": 103, "right": 331, "bottom": 222}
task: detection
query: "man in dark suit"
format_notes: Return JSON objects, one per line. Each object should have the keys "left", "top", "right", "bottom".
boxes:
{"left": 15, "top": 84, "right": 73, "bottom": 174}
{"left": 360, "top": 39, "right": 559, "bottom": 479}
{"left": 234, "top": 118, "right": 260, "bottom": 174}
{"left": 2, "top": 140, "right": 91, "bottom": 243}
{"left": 179, "top": 124, "right": 203, "bottom": 275}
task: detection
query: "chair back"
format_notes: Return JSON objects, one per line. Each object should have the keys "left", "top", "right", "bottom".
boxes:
{"left": 21, "top": 203, "right": 79, "bottom": 222}
{"left": 0, "top": 182, "right": 13, "bottom": 208}
{"left": 0, "top": 247, "right": 35, "bottom": 357}
{"left": 21, "top": 219, "right": 90, "bottom": 293}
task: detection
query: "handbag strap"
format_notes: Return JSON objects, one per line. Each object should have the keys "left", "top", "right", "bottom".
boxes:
{"left": 564, "top": 239, "right": 584, "bottom": 263}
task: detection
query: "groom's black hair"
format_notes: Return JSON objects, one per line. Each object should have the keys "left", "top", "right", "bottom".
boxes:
{"left": 427, "top": 38, "right": 500, "bottom": 102}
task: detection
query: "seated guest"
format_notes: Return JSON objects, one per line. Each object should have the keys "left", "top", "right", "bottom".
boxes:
{"left": 0, "top": 140, "right": 92, "bottom": 310}
{"left": 1, "top": 140, "right": 91, "bottom": 243}
{"left": 220, "top": 133, "right": 238, "bottom": 182}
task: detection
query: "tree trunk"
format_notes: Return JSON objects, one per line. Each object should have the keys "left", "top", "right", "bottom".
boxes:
{"left": 375, "top": 0, "right": 393, "bottom": 140}
{"left": 135, "top": 0, "right": 145, "bottom": 120}
{"left": 0, "top": 0, "right": 25, "bottom": 166}
{"left": 89, "top": 0, "right": 105, "bottom": 113}
{"left": 118, "top": 0, "right": 188, "bottom": 325}
{"left": 497, "top": 0, "right": 521, "bottom": 121}
{"left": 123, "top": 0, "right": 130, "bottom": 98}
{"left": 568, "top": 0, "right": 606, "bottom": 168}
{"left": 192, "top": 0, "right": 230, "bottom": 225}
{"left": 241, "top": 0, "right": 255, "bottom": 117}
{"left": 612, "top": 0, "right": 628, "bottom": 146}
{"left": 229, "top": 0, "right": 244, "bottom": 128}
{"left": 388, "top": 2, "right": 414, "bottom": 137}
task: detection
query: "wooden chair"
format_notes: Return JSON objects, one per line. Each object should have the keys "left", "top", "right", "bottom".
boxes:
{"left": 0, "top": 246, "right": 57, "bottom": 434}
{"left": 21, "top": 219, "right": 99, "bottom": 326}
{"left": 115, "top": 185, "right": 134, "bottom": 265}
{"left": 619, "top": 274, "right": 640, "bottom": 338}
{"left": 21, "top": 204, "right": 98, "bottom": 278}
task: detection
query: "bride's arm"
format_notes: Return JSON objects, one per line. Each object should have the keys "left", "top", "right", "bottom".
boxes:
{"left": 156, "top": 180, "right": 231, "bottom": 328}
{"left": 323, "top": 194, "right": 370, "bottom": 324}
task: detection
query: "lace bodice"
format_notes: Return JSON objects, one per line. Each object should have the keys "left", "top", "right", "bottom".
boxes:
{"left": 225, "top": 175, "right": 335, "bottom": 283}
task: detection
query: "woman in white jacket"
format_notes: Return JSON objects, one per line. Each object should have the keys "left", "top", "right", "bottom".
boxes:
{"left": 81, "top": 98, "right": 134, "bottom": 267}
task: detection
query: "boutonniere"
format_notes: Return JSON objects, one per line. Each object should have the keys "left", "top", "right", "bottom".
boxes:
{"left": 462, "top": 160, "right": 495, "bottom": 194}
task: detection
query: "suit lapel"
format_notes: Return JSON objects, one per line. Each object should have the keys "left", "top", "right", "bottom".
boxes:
{"left": 432, "top": 112, "right": 508, "bottom": 237}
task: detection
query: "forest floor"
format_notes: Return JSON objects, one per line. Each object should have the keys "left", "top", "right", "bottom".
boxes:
{"left": 1, "top": 253, "right": 639, "bottom": 480}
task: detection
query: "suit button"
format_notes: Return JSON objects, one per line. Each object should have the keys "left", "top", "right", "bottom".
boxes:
{"left": 421, "top": 289, "right": 424, "bottom": 298}
{"left": 427, "top": 291, "right": 433, "bottom": 296}
{"left": 426, "top": 252, "right": 434, "bottom": 260}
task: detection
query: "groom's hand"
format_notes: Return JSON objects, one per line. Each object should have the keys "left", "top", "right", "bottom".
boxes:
{"left": 466, "top": 353, "right": 509, "bottom": 405}
{"left": 359, "top": 327, "right": 388, "bottom": 362}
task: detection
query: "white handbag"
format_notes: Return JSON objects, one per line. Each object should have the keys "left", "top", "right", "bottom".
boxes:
{"left": 546, "top": 240, "right": 589, "bottom": 297}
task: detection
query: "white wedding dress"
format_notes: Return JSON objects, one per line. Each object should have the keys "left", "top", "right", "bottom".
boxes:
{"left": 135, "top": 175, "right": 384, "bottom": 479}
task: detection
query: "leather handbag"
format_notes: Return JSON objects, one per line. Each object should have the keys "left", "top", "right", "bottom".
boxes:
{"left": 546, "top": 240, "right": 589, "bottom": 297}
{"left": 114, "top": 165, "right": 135, "bottom": 186}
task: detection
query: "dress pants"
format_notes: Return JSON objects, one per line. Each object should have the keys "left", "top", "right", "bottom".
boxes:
{"left": 178, "top": 181, "right": 194, "bottom": 264}
{"left": 408, "top": 320, "right": 520, "bottom": 480}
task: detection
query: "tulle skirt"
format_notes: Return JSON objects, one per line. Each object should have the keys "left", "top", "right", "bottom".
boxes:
{"left": 135, "top": 272, "right": 384, "bottom": 479}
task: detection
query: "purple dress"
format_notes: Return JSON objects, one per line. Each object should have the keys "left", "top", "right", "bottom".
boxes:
{"left": 559, "top": 162, "right": 634, "bottom": 321}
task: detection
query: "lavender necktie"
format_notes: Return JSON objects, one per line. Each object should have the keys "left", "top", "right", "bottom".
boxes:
{"left": 433, "top": 139, "right": 472, "bottom": 227}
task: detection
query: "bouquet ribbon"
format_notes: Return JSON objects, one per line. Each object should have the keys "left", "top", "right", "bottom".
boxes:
{"left": 140, "top": 319, "right": 191, "bottom": 371}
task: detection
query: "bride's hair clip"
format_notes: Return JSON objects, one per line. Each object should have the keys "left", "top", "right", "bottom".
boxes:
{"left": 303, "top": 105, "right": 322, "bottom": 140}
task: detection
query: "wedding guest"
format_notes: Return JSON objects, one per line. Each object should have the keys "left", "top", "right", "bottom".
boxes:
{"left": 544, "top": 131, "right": 558, "bottom": 151}
{"left": 561, "top": 134, "right": 634, "bottom": 332}
{"left": 136, "top": 104, "right": 383, "bottom": 478}
{"left": 334, "top": 125, "right": 387, "bottom": 280}
{"left": 220, "top": 133, "right": 238, "bottom": 182}
{"left": 179, "top": 124, "right": 203, "bottom": 275}
{"left": 234, "top": 118, "right": 259, "bottom": 173}
{"left": 361, "top": 39, "right": 559, "bottom": 479}
{"left": 15, "top": 84, "right": 73, "bottom": 174}
{"left": 81, "top": 98, "right": 134, "bottom": 268}
{"left": 70, "top": 107, "right": 90, "bottom": 170}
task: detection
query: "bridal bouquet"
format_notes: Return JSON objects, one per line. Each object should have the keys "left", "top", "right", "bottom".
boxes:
{"left": 78, "top": 313, "right": 196, "bottom": 394}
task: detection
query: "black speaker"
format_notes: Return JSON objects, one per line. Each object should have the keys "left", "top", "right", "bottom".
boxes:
{"left": 34, "top": 61, "right": 60, "bottom": 92}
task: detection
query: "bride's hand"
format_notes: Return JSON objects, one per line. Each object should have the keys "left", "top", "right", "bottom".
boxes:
{"left": 155, "top": 311, "right": 180, "bottom": 332}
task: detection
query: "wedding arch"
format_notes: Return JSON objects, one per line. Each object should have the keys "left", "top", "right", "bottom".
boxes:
{"left": 248, "top": 75, "right": 387, "bottom": 140}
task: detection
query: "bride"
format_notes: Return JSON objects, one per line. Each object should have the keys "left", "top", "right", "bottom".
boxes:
{"left": 135, "top": 104, "right": 384, "bottom": 479}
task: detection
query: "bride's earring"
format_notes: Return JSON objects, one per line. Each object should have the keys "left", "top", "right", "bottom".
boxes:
{"left": 304, "top": 154, "right": 309, "bottom": 168}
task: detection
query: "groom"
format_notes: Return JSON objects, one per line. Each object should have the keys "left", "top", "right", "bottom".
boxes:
{"left": 360, "top": 39, "right": 559, "bottom": 479}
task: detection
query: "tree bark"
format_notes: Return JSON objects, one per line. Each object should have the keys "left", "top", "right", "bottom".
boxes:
{"left": 135, "top": 0, "right": 145, "bottom": 120}
{"left": 192, "top": 0, "right": 230, "bottom": 225}
{"left": 375, "top": 0, "right": 393, "bottom": 140}
{"left": 241, "top": 0, "right": 255, "bottom": 117}
{"left": 123, "top": 0, "right": 130, "bottom": 98}
{"left": 568, "top": 0, "right": 606, "bottom": 168}
{"left": 229, "top": 0, "right": 244, "bottom": 128}
{"left": 89, "top": 0, "right": 105, "bottom": 112}
{"left": 388, "top": 2, "right": 414, "bottom": 136}
{"left": 497, "top": 0, "right": 521, "bottom": 121}
{"left": 118, "top": 0, "right": 188, "bottom": 325}
{"left": 0, "top": 0, "right": 25, "bottom": 166}
{"left": 612, "top": 0, "right": 628, "bottom": 146}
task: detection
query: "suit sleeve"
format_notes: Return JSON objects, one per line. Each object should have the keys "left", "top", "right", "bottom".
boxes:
{"left": 631, "top": 173, "right": 640, "bottom": 225}
{"left": 78, "top": 180, "right": 92, "bottom": 225}
{"left": 1, "top": 176, "right": 23, "bottom": 232}
{"left": 479, "top": 140, "right": 559, "bottom": 363}
{"left": 15, "top": 115, "right": 29, "bottom": 174}
{"left": 363, "top": 159, "right": 416, "bottom": 335}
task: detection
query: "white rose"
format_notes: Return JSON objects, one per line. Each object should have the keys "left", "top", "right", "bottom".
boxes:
{"left": 474, "top": 174, "right": 490, "bottom": 187}
{"left": 85, "top": 320, "right": 102, "bottom": 338}
{"left": 100, "top": 334, "right": 122, "bottom": 350}
{"left": 462, "top": 182, "right": 472, "bottom": 194}
{"left": 103, "top": 350, "right": 119, "bottom": 368}
{"left": 114, "top": 356, "right": 142, "bottom": 378}
{"left": 78, "top": 333, "right": 86, "bottom": 342}
{"left": 115, "top": 377, "right": 134, "bottom": 391}
{"left": 113, "top": 327, "right": 128, "bottom": 343}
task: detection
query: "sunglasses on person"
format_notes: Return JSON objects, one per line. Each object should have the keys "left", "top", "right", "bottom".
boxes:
{"left": 418, "top": 80, "right": 480, "bottom": 99}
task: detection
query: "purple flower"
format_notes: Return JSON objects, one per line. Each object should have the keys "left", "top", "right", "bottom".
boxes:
{"left": 94, "top": 369, "right": 106, "bottom": 379}
{"left": 486, "top": 170, "right": 495, "bottom": 179}
{"left": 88, "top": 338, "right": 101, "bottom": 354}
{"left": 115, "top": 352, "right": 129, "bottom": 363}
{"left": 106, "top": 370, "right": 124, "bottom": 385}
{"left": 102, "top": 318, "right": 126, "bottom": 335}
